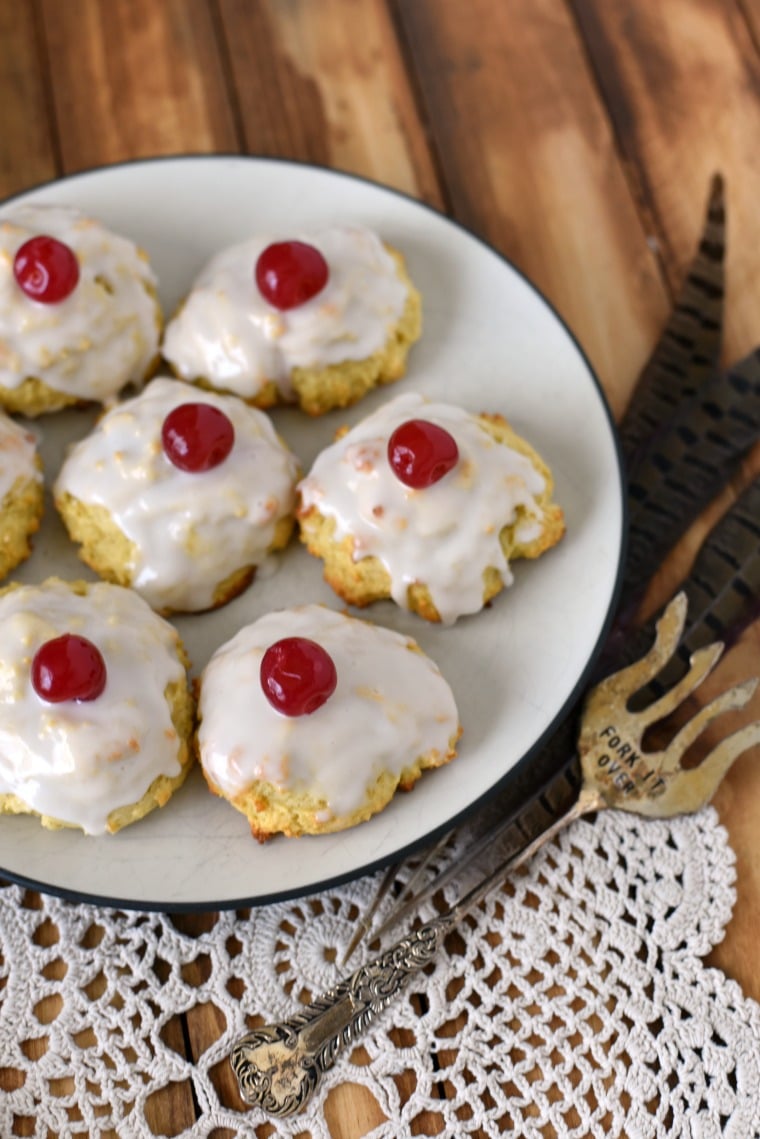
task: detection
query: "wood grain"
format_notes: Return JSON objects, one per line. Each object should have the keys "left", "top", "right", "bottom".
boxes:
{"left": 395, "top": 0, "right": 671, "bottom": 416}
{"left": 572, "top": 0, "right": 760, "bottom": 366}
{"left": 217, "top": 0, "right": 443, "bottom": 206}
{"left": 39, "top": 0, "right": 239, "bottom": 169}
{"left": 0, "top": 2, "right": 58, "bottom": 198}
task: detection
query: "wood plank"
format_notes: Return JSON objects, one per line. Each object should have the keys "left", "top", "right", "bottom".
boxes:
{"left": 571, "top": 0, "right": 760, "bottom": 367}
{"left": 39, "top": 0, "right": 239, "bottom": 170}
{"left": 0, "top": 2, "right": 58, "bottom": 198}
{"left": 217, "top": 0, "right": 443, "bottom": 207}
{"left": 394, "top": 0, "right": 671, "bottom": 416}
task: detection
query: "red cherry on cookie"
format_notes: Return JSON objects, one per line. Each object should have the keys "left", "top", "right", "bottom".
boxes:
{"left": 31, "top": 634, "right": 107, "bottom": 703}
{"left": 260, "top": 637, "right": 337, "bottom": 716}
{"left": 13, "top": 235, "right": 80, "bottom": 303}
{"left": 161, "top": 403, "right": 235, "bottom": 472}
{"left": 255, "top": 241, "right": 329, "bottom": 310}
{"left": 387, "top": 419, "right": 459, "bottom": 488}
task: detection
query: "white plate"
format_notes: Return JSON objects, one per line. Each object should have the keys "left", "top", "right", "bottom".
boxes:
{"left": 0, "top": 156, "right": 624, "bottom": 909}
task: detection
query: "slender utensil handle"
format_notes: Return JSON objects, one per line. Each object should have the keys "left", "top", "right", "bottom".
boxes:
{"left": 231, "top": 794, "right": 590, "bottom": 1116}
{"left": 230, "top": 913, "right": 453, "bottom": 1117}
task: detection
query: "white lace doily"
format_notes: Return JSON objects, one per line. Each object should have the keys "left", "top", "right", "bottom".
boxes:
{"left": 1, "top": 805, "right": 759, "bottom": 1138}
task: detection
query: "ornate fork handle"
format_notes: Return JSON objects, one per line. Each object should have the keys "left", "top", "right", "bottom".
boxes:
{"left": 230, "top": 914, "right": 454, "bottom": 1116}
{"left": 231, "top": 795, "right": 587, "bottom": 1117}
{"left": 231, "top": 595, "right": 760, "bottom": 1118}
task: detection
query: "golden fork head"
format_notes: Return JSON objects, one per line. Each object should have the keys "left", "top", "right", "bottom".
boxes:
{"left": 578, "top": 593, "right": 760, "bottom": 818}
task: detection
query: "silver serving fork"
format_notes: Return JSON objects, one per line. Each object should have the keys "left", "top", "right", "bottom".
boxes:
{"left": 230, "top": 593, "right": 760, "bottom": 1118}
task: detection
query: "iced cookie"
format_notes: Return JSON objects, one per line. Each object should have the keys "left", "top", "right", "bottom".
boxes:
{"left": 196, "top": 604, "right": 460, "bottom": 839}
{"left": 55, "top": 378, "right": 300, "bottom": 613}
{"left": 0, "top": 578, "right": 194, "bottom": 835}
{"left": 297, "top": 392, "right": 565, "bottom": 624}
{"left": 162, "top": 226, "right": 421, "bottom": 415}
{"left": 0, "top": 203, "right": 161, "bottom": 415}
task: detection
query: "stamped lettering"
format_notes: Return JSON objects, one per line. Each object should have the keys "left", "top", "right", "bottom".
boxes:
{"left": 596, "top": 725, "right": 667, "bottom": 796}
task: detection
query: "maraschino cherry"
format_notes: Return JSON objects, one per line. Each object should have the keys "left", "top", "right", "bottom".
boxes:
{"left": 387, "top": 419, "right": 459, "bottom": 488}
{"left": 260, "top": 637, "right": 337, "bottom": 716}
{"left": 31, "top": 634, "right": 107, "bottom": 703}
{"left": 255, "top": 241, "right": 329, "bottom": 311}
{"left": 14, "top": 235, "right": 80, "bottom": 304}
{"left": 161, "top": 403, "right": 235, "bottom": 472}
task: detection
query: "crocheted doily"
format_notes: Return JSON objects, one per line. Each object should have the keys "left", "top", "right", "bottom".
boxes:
{"left": 1, "top": 805, "right": 759, "bottom": 1138}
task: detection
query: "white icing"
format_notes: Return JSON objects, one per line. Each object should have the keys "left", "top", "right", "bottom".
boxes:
{"left": 0, "top": 579, "right": 187, "bottom": 836}
{"left": 0, "top": 412, "right": 40, "bottom": 502}
{"left": 54, "top": 378, "right": 300, "bottom": 612}
{"left": 162, "top": 226, "right": 408, "bottom": 401}
{"left": 0, "top": 204, "right": 160, "bottom": 402}
{"left": 298, "top": 392, "right": 549, "bottom": 624}
{"left": 197, "top": 604, "right": 459, "bottom": 822}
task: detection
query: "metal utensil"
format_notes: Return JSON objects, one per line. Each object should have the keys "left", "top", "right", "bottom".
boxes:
{"left": 230, "top": 592, "right": 760, "bottom": 1117}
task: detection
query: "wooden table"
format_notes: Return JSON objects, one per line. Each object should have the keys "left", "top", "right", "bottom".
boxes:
{"left": 1, "top": 1, "right": 758, "bottom": 1134}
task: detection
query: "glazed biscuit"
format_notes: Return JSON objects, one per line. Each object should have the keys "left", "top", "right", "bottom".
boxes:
{"left": 197, "top": 604, "right": 460, "bottom": 840}
{"left": 0, "top": 578, "right": 194, "bottom": 835}
{"left": 54, "top": 378, "right": 300, "bottom": 614}
{"left": 298, "top": 392, "right": 565, "bottom": 624}
{"left": 162, "top": 226, "right": 421, "bottom": 416}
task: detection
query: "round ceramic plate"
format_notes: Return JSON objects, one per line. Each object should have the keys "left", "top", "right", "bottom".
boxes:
{"left": 0, "top": 156, "right": 624, "bottom": 909}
